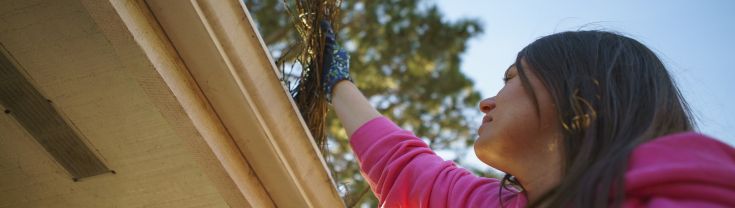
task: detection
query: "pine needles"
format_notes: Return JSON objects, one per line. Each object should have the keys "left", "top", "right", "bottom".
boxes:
{"left": 282, "top": 0, "right": 342, "bottom": 152}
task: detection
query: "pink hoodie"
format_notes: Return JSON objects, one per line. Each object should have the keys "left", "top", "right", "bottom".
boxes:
{"left": 350, "top": 116, "right": 735, "bottom": 207}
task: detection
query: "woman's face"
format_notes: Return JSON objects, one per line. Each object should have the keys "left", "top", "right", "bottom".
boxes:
{"left": 474, "top": 63, "right": 562, "bottom": 173}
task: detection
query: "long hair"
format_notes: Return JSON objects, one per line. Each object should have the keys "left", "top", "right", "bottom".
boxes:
{"left": 504, "top": 31, "right": 695, "bottom": 207}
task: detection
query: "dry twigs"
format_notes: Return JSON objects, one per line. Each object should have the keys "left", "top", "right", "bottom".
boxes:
{"left": 282, "top": 0, "right": 342, "bottom": 152}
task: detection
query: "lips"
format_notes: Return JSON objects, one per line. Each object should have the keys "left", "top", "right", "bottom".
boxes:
{"left": 482, "top": 115, "right": 493, "bottom": 123}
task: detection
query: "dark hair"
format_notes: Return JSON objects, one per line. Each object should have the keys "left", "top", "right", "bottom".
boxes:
{"left": 504, "top": 30, "right": 694, "bottom": 207}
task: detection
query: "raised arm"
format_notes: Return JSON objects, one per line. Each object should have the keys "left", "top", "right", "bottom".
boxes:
{"left": 331, "top": 81, "right": 381, "bottom": 137}
{"left": 320, "top": 21, "right": 524, "bottom": 207}
{"left": 319, "top": 20, "right": 380, "bottom": 136}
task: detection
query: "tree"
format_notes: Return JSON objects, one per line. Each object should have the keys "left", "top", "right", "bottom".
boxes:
{"left": 244, "top": 0, "right": 497, "bottom": 206}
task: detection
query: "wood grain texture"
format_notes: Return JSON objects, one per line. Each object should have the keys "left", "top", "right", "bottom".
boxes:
{"left": 101, "top": 0, "right": 273, "bottom": 207}
{"left": 144, "top": 0, "right": 344, "bottom": 207}
{"left": 0, "top": 0, "right": 230, "bottom": 207}
{"left": 0, "top": 0, "right": 342, "bottom": 207}
{"left": 0, "top": 46, "right": 110, "bottom": 180}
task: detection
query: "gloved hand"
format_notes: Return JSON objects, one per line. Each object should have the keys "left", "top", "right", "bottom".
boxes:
{"left": 321, "top": 20, "right": 352, "bottom": 103}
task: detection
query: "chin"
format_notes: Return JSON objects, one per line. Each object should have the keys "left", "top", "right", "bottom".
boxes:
{"left": 473, "top": 137, "right": 496, "bottom": 165}
{"left": 474, "top": 133, "right": 508, "bottom": 169}
{"left": 472, "top": 144, "right": 489, "bottom": 164}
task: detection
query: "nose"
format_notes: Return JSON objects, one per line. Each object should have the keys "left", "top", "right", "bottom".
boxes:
{"left": 479, "top": 97, "right": 496, "bottom": 114}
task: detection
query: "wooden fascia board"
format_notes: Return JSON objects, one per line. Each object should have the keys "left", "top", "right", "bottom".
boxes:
{"left": 110, "top": 0, "right": 343, "bottom": 207}
{"left": 89, "top": 0, "right": 274, "bottom": 207}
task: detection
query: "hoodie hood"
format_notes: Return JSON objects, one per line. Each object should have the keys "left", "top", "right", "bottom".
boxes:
{"left": 624, "top": 132, "right": 735, "bottom": 207}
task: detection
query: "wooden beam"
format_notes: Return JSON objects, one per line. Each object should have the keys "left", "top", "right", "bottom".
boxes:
{"left": 0, "top": 46, "right": 110, "bottom": 180}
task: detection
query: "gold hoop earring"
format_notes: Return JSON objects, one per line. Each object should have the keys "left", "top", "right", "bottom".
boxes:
{"left": 562, "top": 89, "right": 598, "bottom": 131}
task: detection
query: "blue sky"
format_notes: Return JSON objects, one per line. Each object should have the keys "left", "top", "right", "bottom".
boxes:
{"left": 435, "top": 0, "right": 735, "bottom": 148}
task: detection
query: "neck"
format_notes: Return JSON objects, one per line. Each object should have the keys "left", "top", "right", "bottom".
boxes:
{"left": 514, "top": 143, "right": 562, "bottom": 204}
{"left": 518, "top": 165, "right": 560, "bottom": 204}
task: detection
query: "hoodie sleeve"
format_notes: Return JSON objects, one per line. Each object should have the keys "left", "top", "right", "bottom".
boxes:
{"left": 624, "top": 132, "right": 735, "bottom": 208}
{"left": 349, "top": 116, "right": 526, "bottom": 208}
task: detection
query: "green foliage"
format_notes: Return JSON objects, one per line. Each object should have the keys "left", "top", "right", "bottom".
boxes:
{"left": 245, "top": 0, "right": 490, "bottom": 206}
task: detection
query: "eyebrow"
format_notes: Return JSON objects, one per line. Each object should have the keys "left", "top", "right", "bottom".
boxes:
{"left": 504, "top": 64, "right": 516, "bottom": 78}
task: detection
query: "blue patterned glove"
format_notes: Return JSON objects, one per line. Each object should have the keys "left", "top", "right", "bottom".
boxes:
{"left": 321, "top": 21, "right": 352, "bottom": 103}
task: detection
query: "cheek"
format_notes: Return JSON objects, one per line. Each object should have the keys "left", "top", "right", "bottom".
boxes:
{"left": 474, "top": 88, "right": 543, "bottom": 166}
{"left": 494, "top": 94, "right": 540, "bottom": 140}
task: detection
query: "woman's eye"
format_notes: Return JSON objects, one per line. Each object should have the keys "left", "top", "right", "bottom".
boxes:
{"left": 502, "top": 75, "right": 513, "bottom": 83}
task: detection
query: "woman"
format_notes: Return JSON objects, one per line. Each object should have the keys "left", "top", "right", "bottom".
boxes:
{"left": 320, "top": 21, "right": 735, "bottom": 207}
